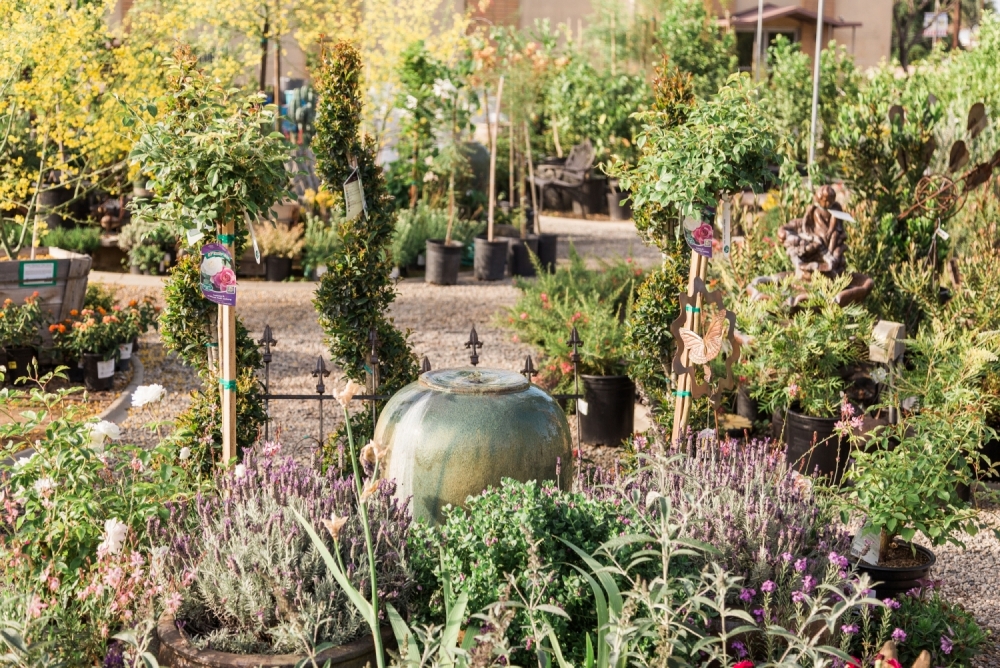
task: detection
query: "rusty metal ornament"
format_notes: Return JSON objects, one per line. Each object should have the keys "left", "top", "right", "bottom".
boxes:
{"left": 669, "top": 279, "right": 741, "bottom": 403}
{"left": 913, "top": 174, "right": 965, "bottom": 219}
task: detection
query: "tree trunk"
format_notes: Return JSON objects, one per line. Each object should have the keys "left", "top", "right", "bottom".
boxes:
{"left": 259, "top": 17, "right": 269, "bottom": 92}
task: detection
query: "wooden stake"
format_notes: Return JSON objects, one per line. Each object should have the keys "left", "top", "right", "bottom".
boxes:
{"left": 486, "top": 76, "right": 504, "bottom": 243}
{"left": 524, "top": 121, "right": 540, "bottom": 234}
{"left": 220, "top": 218, "right": 237, "bottom": 463}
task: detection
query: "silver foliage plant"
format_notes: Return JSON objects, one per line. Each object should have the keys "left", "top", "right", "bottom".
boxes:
{"left": 151, "top": 449, "right": 410, "bottom": 655}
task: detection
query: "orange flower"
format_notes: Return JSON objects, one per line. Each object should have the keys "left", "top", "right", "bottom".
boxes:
{"left": 48, "top": 324, "right": 58, "bottom": 332}
{"left": 4, "top": 299, "right": 12, "bottom": 307}
{"left": 128, "top": 300, "right": 137, "bottom": 307}
{"left": 58, "top": 324, "right": 66, "bottom": 334}
{"left": 97, "top": 307, "right": 107, "bottom": 315}
{"left": 70, "top": 309, "right": 79, "bottom": 316}
{"left": 31, "top": 291, "right": 38, "bottom": 298}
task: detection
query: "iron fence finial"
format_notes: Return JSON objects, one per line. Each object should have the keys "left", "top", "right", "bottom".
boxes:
{"left": 568, "top": 326, "right": 583, "bottom": 364}
{"left": 312, "top": 356, "right": 331, "bottom": 394}
{"left": 520, "top": 355, "right": 537, "bottom": 382}
{"left": 465, "top": 325, "right": 483, "bottom": 367}
{"left": 421, "top": 356, "right": 432, "bottom": 373}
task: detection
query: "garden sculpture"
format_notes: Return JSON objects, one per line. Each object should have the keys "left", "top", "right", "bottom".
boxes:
{"left": 778, "top": 185, "right": 846, "bottom": 279}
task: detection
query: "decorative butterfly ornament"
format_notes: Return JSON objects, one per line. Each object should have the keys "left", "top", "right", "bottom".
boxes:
{"left": 679, "top": 309, "right": 729, "bottom": 381}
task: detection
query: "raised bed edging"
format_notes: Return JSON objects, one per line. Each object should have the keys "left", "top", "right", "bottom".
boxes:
{"left": 156, "top": 614, "right": 389, "bottom": 668}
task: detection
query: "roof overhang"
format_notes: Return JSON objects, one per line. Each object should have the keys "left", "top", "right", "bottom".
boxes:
{"left": 719, "top": 3, "right": 862, "bottom": 29}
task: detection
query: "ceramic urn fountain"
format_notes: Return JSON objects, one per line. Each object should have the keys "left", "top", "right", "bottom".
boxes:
{"left": 374, "top": 367, "right": 573, "bottom": 524}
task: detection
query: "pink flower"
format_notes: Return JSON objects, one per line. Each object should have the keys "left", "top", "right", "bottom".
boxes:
{"left": 519, "top": 312, "right": 528, "bottom": 320}
{"left": 787, "top": 383, "right": 799, "bottom": 398}
{"left": 28, "top": 595, "right": 47, "bottom": 619}
{"left": 692, "top": 222, "right": 714, "bottom": 244}
{"left": 165, "top": 591, "right": 183, "bottom": 615}
{"left": 212, "top": 267, "right": 237, "bottom": 291}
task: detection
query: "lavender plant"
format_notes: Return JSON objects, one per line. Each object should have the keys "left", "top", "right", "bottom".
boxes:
{"left": 153, "top": 448, "right": 410, "bottom": 655}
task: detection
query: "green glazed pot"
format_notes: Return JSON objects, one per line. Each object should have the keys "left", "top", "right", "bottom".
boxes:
{"left": 375, "top": 368, "right": 573, "bottom": 524}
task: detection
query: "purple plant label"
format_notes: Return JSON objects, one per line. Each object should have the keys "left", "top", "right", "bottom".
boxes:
{"left": 682, "top": 215, "right": 713, "bottom": 258}
{"left": 200, "top": 243, "right": 237, "bottom": 307}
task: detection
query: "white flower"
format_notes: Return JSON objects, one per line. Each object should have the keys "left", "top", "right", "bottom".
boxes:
{"left": 423, "top": 171, "right": 439, "bottom": 183}
{"left": 360, "top": 439, "right": 386, "bottom": 465}
{"left": 201, "top": 256, "right": 225, "bottom": 276}
{"left": 871, "top": 367, "right": 888, "bottom": 384}
{"left": 131, "top": 384, "right": 166, "bottom": 408}
{"left": 13, "top": 453, "right": 37, "bottom": 471}
{"left": 322, "top": 514, "right": 349, "bottom": 541}
{"left": 424, "top": 155, "right": 435, "bottom": 166}
{"left": 234, "top": 464, "right": 247, "bottom": 478}
{"left": 432, "top": 78, "right": 456, "bottom": 99}
{"left": 99, "top": 518, "right": 128, "bottom": 555}
{"left": 405, "top": 94, "right": 418, "bottom": 110}
{"left": 178, "top": 447, "right": 191, "bottom": 461}
{"left": 33, "top": 477, "right": 57, "bottom": 497}
{"left": 89, "top": 421, "right": 121, "bottom": 447}
{"left": 334, "top": 379, "right": 364, "bottom": 408}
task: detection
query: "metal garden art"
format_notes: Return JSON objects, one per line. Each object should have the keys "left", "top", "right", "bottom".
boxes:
{"left": 613, "top": 70, "right": 781, "bottom": 442}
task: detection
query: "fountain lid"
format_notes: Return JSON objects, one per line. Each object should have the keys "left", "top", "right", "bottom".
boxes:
{"left": 419, "top": 368, "right": 529, "bottom": 395}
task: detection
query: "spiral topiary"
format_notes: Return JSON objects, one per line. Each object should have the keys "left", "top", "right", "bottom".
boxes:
{"left": 312, "top": 42, "right": 419, "bottom": 446}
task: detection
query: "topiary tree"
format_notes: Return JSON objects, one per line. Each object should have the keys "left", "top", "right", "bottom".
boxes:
{"left": 312, "top": 42, "right": 419, "bottom": 445}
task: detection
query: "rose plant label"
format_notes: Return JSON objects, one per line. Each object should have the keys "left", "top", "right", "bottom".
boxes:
{"left": 199, "top": 243, "right": 237, "bottom": 307}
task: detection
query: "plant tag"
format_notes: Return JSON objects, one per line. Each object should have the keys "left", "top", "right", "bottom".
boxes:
{"left": 315, "top": 264, "right": 327, "bottom": 277}
{"left": 827, "top": 209, "right": 856, "bottom": 222}
{"left": 721, "top": 201, "right": 732, "bottom": 260}
{"left": 682, "top": 214, "right": 713, "bottom": 258}
{"left": 578, "top": 398, "right": 589, "bottom": 416}
{"left": 97, "top": 359, "right": 115, "bottom": 379}
{"left": 243, "top": 210, "right": 261, "bottom": 264}
{"left": 19, "top": 260, "right": 57, "bottom": 287}
{"left": 199, "top": 243, "right": 237, "bottom": 307}
{"left": 119, "top": 342, "right": 133, "bottom": 360}
{"left": 850, "top": 523, "right": 880, "bottom": 565}
{"left": 186, "top": 228, "right": 205, "bottom": 246}
{"left": 344, "top": 168, "right": 367, "bottom": 221}
{"left": 936, "top": 227, "right": 950, "bottom": 241}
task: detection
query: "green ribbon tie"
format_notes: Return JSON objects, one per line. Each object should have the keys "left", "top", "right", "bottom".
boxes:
{"left": 217, "top": 233, "right": 235, "bottom": 244}
{"left": 673, "top": 390, "right": 692, "bottom": 397}
{"left": 219, "top": 379, "right": 237, "bottom": 391}
{"left": 685, "top": 305, "right": 701, "bottom": 313}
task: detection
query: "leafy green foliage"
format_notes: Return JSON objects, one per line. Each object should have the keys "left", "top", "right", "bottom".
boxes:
{"left": 653, "top": 0, "right": 737, "bottom": 99}
{"left": 890, "top": 587, "right": 989, "bottom": 667}
{"left": 544, "top": 58, "right": 651, "bottom": 166}
{"left": 39, "top": 225, "right": 101, "bottom": 255}
{"left": 126, "top": 46, "right": 292, "bottom": 238}
{"left": 614, "top": 74, "right": 781, "bottom": 228}
{"left": 312, "top": 41, "right": 419, "bottom": 443}
{"left": 0, "top": 294, "right": 45, "bottom": 349}
{"left": 407, "top": 479, "right": 635, "bottom": 665}
{"left": 391, "top": 203, "right": 483, "bottom": 268}
{"left": 735, "top": 274, "right": 875, "bottom": 418}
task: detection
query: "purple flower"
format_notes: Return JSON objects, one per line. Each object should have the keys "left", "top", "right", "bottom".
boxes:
{"left": 739, "top": 587, "right": 756, "bottom": 602}
{"left": 883, "top": 597, "right": 901, "bottom": 610}
{"left": 792, "top": 590, "right": 807, "bottom": 604}
{"left": 794, "top": 558, "right": 808, "bottom": 572}
{"left": 761, "top": 580, "right": 776, "bottom": 593}
{"left": 841, "top": 623, "right": 859, "bottom": 635}
{"left": 781, "top": 552, "right": 793, "bottom": 562}
{"left": 828, "top": 551, "right": 849, "bottom": 569}
{"left": 732, "top": 640, "right": 748, "bottom": 658}
{"left": 892, "top": 628, "right": 907, "bottom": 643}
{"left": 940, "top": 635, "right": 953, "bottom": 655}
{"left": 802, "top": 575, "right": 816, "bottom": 592}
{"left": 752, "top": 608, "right": 765, "bottom": 621}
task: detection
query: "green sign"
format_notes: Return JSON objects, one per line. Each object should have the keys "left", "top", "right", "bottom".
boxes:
{"left": 19, "top": 260, "right": 57, "bottom": 287}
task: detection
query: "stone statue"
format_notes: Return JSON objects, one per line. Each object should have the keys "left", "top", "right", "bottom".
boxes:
{"left": 777, "top": 185, "right": 846, "bottom": 279}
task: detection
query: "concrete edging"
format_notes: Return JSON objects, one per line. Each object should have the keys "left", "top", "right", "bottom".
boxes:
{"left": 99, "top": 355, "right": 144, "bottom": 425}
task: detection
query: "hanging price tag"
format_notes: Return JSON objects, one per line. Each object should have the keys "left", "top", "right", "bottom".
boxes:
{"left": 243, "top": 211, "right": 262, "bottom": 264}
{"left": 344, "top": 168, "right": 367, "bottom": 221}
{"left": 721, "top": 201, "right": 732, "bottom": 260}
{"left": 936, "top": 226, "right": 950, "bottom": 241}
{"left": 186, "top": 228, "right": 205, "bottom": 246}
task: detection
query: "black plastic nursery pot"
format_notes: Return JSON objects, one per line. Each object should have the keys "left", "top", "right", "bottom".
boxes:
{"left": 856, "top": 541, "right": 936, "bottom": 600}
{"left": 265, "top": 256, "right": 293, "bottom": 282}
{"left": 774, "top": 407, "right": 850, "bottom": 482}
{"left": 156, "top": 614, "right": 392, "bottom": 668}
{"left": 579, "top": 374, "right": 635, "bottom": 446}
{"left": 474, "top": 235, "right": 508, "bottom": 281}
{"left": 536, "top": 233, "right": 558, "bottom": 273}
{"left": 425, "top": 239, "right": 463, "bottom": 285}
{"left": 82, "top": 353, "right": 115, "bottom": 391}
{"left": 116, "top": 341, "right": 134, "bottom": 373}
{"left": 2, "top": 346, "right": 36, "bottom": 384}
{"left": 607, "top": 192, "right": 632, "bottom": 221}
{"left": 508, "top": 235, "right": 539, "bottom": 278}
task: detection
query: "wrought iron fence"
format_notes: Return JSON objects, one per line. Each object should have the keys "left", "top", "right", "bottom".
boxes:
{"left": 256, "top": 324, "right": 584, "bottom": 453}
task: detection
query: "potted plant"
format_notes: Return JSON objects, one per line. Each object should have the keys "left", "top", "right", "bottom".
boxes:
{"left": 115, "top": 305, "right": 141, "bottom": 373}
{"left": 0, "top": 294, "right": 46, "bottom": 384}
{"left": 835, "top": 409, "right": 984, "bottom": 598}
{"left": 501, "top": 249, "right": 644, "bottom": 445}
{"left": 51, "top": 308, "right": 121, "bottom": 390}
{"left": 736, "top": 273, "right": 874, "bottom": 480}
{"left": 255, "top": 221, "right": 305, "bottom": 281}
{"left": 153, "top": 448, "right": 408, "bottom": 667}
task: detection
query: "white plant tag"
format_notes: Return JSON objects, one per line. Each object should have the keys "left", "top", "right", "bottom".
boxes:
{"left": 97, "top": 359, "right": 115, "bottom": 379}
{"left": 721, "top": 201, "right": 732, "bottom": 260}
{"left": 186, "top": 228, "right": 205, "bottom": 246}
{"left": 119, "top": 342, "right": 133, "bottom": 360}
{"left": 243, "top": 211, "right": 261, "bottom": 264}
{"left": 828, "top": 209, "right": 856, "bottom": 222}
{"left": 315, "top": 264, "right": 328, "bottom": 277}
{"left": 578, "top": 398, "right": 589, "bottom": 416}
{"left": 850, "top": 523, "right": 881, "bottom": 565}
{"left": 344, "top": 168, "right": 367, "bottom": 221}
{"left": 936, "top": 227, "right": 950, "bottom": 241}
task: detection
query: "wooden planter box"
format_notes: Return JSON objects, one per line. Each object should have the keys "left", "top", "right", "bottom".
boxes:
{"left": 1, "top": 247, "right": 91, "bottom": 321}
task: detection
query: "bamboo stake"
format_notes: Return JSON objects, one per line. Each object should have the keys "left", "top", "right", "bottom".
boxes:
{"left": 220, "top": 218, "right": 237, "bottom": 463}
{"left": 671, "top": 249, "right": 702, "bottom": 444}
{"left": 524, "top": 121, "right": 540, "bottom": 234}
{"left": 486, "top": 76, "right": 504, "bottom": 243}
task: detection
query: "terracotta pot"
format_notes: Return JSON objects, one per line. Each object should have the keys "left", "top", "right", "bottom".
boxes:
{"left": 156, "top": 614, "right": 390, "bottom": 668}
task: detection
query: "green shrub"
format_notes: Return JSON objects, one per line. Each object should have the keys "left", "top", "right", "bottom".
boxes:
{"left": 83, "top": 283, "right": 116, "bottom": 312}
{"left": 407, "top": 479, "right": 637, "bottom": 665}
{"left": 40, "top": 225, "right": 101, "bottom": 254}
{"left": 391, "top": 203, "right": 483, "bottom": 269}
